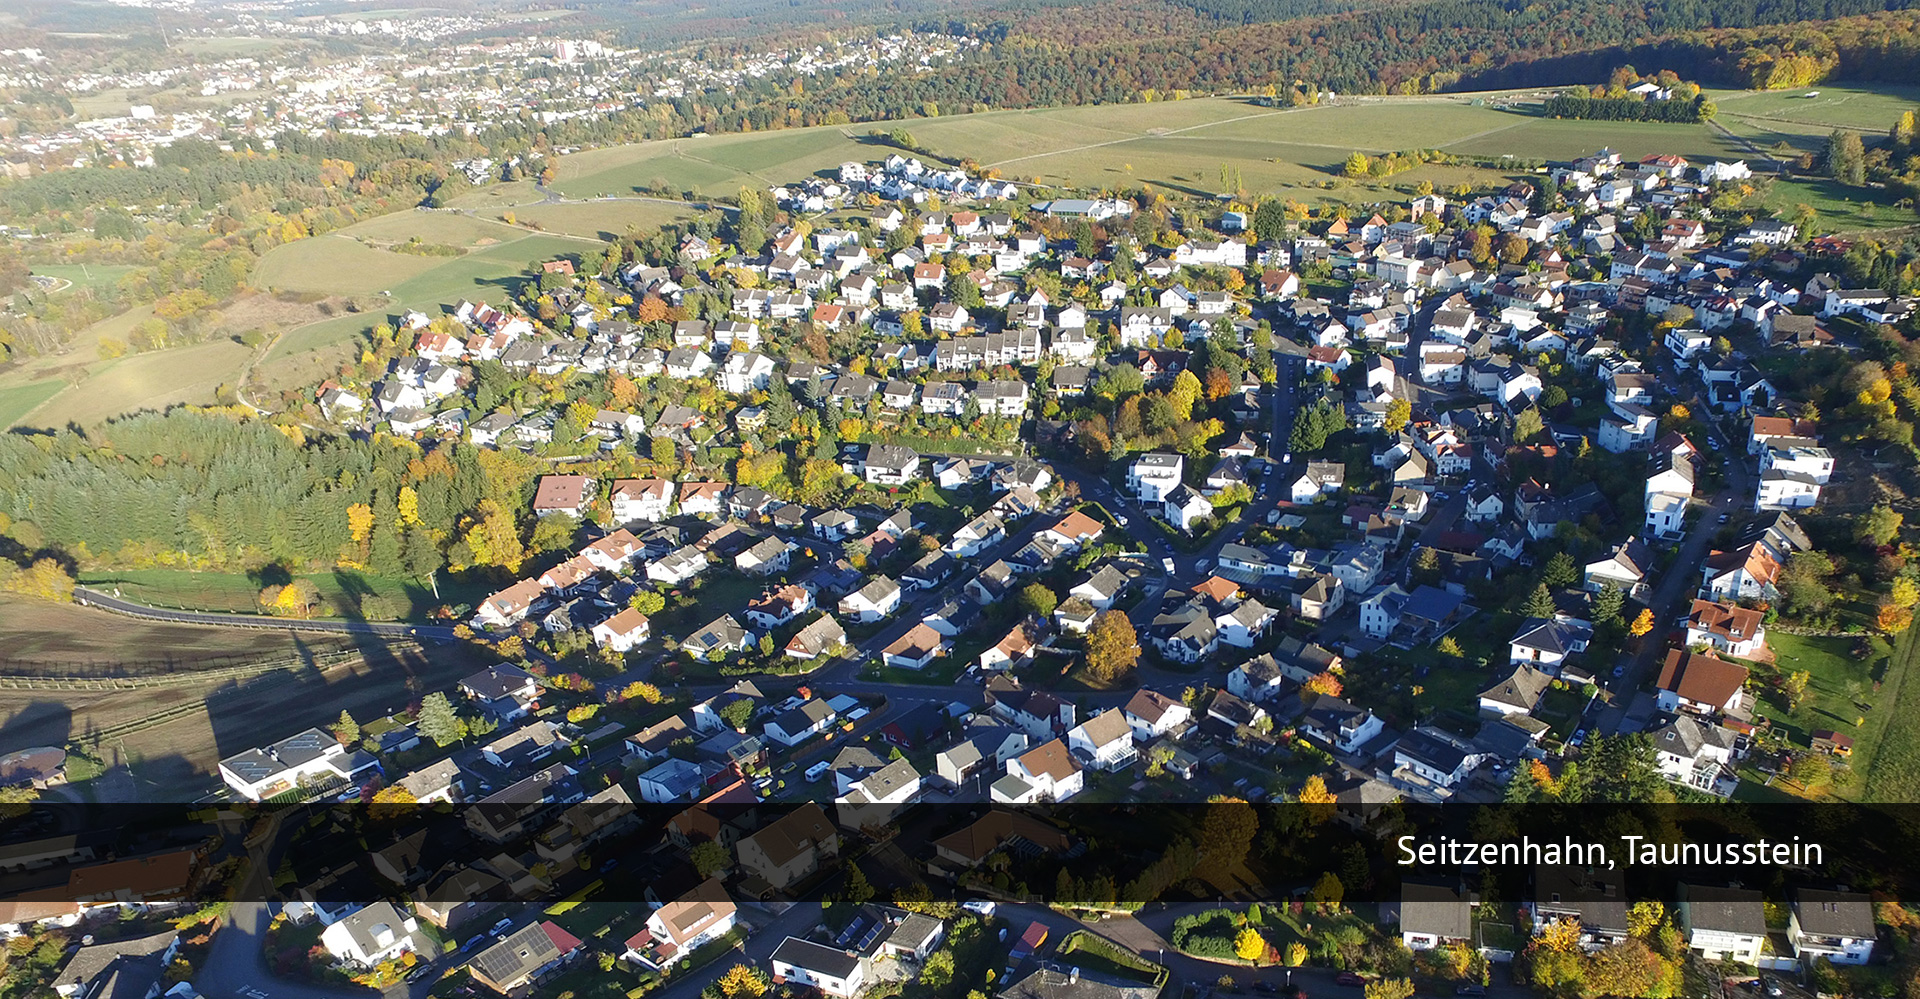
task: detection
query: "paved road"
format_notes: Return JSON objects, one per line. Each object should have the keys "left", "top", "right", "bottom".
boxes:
{"left": 72, "top": 587, "right": 458, "bottom": 641}
{"left": 1598, "top": 415, "right": 1755, "bottom": 733}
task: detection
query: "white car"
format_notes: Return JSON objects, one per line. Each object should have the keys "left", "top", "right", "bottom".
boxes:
{"left": 962, "top": 899, "right": 997, "bottom": 918}
{"left": 1162, "top": 557, "right": 1177, "bottom": 575}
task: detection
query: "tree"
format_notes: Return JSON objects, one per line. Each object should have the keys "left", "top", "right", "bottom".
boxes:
{"left": 631, "top": 590, "right": 666, "bottom": 616}
{"left": 921, "top": 950, "right": 956, "bottom": 989}
{"left": 1018, "top": 584, "right": 1059, "bottom": 619}
{"left": 1310, "top": 871, "right": 1345, "bottom": 909}
{"left": 1436, "top": 636, "right": 1463, "bottom": 657}
{"left": 1235, "top": 927, "right": 1267, "bottom": 961}
{"left": 333, "top": 711, "right": 359, "bottom": 745}
{"left": 1877, "top": 600, "right": 1913, "bottom": 634}
{"left": 1827, "top": 130, "right": 1867, "bottom": 186}
{"left": 1856, "top": 504, "right": 1903, "bottom": 546}
{"left": 1522, "top": 584, "right": 1556, "bottom": 620}
{"left": 1540, "top": 552, "right": 1578, "bottom": 589}
{"left": 1783, "top": 670, "right": 1813, "bottom": 711}
{"left": 1297, "top": 775, "right": 1335, "bottom": 804}
{"left": 416, "top": 692, "right": 469, "bottom": 748}
{"left": 370, "top": 784, "right": 416, "bottom": 804}
{"left": 718, "top": 698, "right": 756, "bottom": 730}
{"left": 529, "top": 512, "right": 579, "bottom": 553}
{"left": 1343, "top": 152, "right": 1371, "bottom": 177}
{"left": 1285, "top": 942, "right": 1309, "bottom": 967}
{"left": 1364, "top": 979, "right": 1414, "bottom": 999}
{"left": 1168, "top": 369, "right": 1203, "bottom": 421}
{"left": 691, "top": 841, "right": 730, "bottom": 878}
{"left": 716, "top": 965, "right": 769, "bottom": 999}
{"left": 843, "top": 863, "right": 874, "bottom": 905}
{"left": 1593, "top": 585, "right": 1625, "bottom": 625}
{"left": 1383, "top": 397, "right": 1411, "bottom": 435}
{"left": 1789, "top": 752, "right": 1832, "bottom": 792}
{"left": 1304, "top": 671, "right": 1343, "bottom": 697}
{"left": 1197, "top": 801, "right": 1258, "bottom": 869}
{"left": 1628, "top": 608, "right": 1655, "bottom": 637}
{"left": 1085, "top": 610, "right": 1141, "bottom": 682}
{"left": 1513, "top": 407, "right": 1544, "bottom": 443}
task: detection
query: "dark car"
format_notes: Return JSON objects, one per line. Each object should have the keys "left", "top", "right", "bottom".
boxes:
{"left": 1337, "top": 974, "right": 1367, "bottom": 988}
{"left": 1255, "top": 984, "right": 1281, "bottom": 995}
{"left": 406, "top": 965, "right": 436, "bottom": 983}
{"left": 1456, "top": 987, "right": 1487, "bottom": 997}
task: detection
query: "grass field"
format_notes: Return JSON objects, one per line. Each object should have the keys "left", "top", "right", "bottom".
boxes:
{"left": 1748, "top": 631, "right": 1891, "bottom": 799}
{"left": 553, "top": 86, "right": 1920, "bottom": 213}
{"left": 76, "top": 567, "right": 486, "bottom": 621}
{"left": 32, "top": 263, "right": 136, "bottom": 294}
{"left": 18, "top": 338, "right": 253, "bottom": 430}
{"left": 254, "top": 223, "right": 595, "bottom": 363}
{"left": 509, "top": 199, "right": 704, "bottom": 241}
{"left": 0, "top": 379, "right": 68, "bottom": 429}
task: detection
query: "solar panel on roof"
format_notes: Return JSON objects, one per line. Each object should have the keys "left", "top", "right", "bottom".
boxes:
{"left": 834, "top": 917, "right": 866, "bottom": 948}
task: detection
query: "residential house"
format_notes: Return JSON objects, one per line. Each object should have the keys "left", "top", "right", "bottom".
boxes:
{"left": 1677, "top": 885, "right": 1767, "bottom": 964}
{"left": 1685, "top": 600, "right": 1767, "bottom": 659}
{"left": 735, "top": 803, "right": 839, "bottom": 893}
{"left": 1655, "top": 650, "right": 1749, "bottom": 717}
{"left": 1789, "top": 890, "right": 1875, "bottom": 967}
{"left": 1479, "top": 664, "right": 1552, "bottom": 717}
{"left": 992, "top": 738, "right": 1085, "bottom": 803}
{"left": 469, "top": 922, "right": 584, "bottom": 995}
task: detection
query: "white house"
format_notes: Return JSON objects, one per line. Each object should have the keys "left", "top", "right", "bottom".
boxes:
{"left": 1677, "top": 885, "right": 1767, "bottom": 964}
{"left": 1065, "top": 710, "right": 1138, "bottom": 773}
{"left": 1128, "top": 453, "right": 1185, "bottom": 502}
{"left": 770, "top": 937, "right": 868, "bottom": 998}
{"left": 320, "top": 901, "right": 422, "bottom": 969}
{"left": 992, "top": 738, "right": 1085, "bottom": 803}
{"left": 838, "top": 577, "right": 903, "bottom": 622}
{"left": 1789, "top": 890, "right": 1875, "bottom": 967}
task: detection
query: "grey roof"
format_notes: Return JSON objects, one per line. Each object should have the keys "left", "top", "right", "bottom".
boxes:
{"left": 472, "top": 922, "right": 568, "bottom": 987}
{"left": 1510, "top": 616, "right": 1592, "bottom": 656}
{"left": 1480, "top": 664, "right": 1551, "bottom": 711}
{"left": 771, "top": 936, "right": 863, "bottom": 978}
{"left": 1396, "top": 728, "right": 1474, "bottom": 775}
{"left": 1681, "top": 884, "right": 1766, "bottom": 936}
{"left": 998, "top": 965, "right": 1161, "bottom": 999}
{"left": 1401, "top": 882, "right": 1474, "bottom": 939}
{"left": 58, "top": 931, "right": 177, "bottom": 996}
{"left": 331, "top": 900, "right": 416, "bottom": 958}
{"left": 1794, "top": 889, "right": 1874, "bottom": 938}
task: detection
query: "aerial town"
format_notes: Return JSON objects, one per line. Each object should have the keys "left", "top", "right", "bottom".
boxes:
{"left": 8, "top": 0, "right": 1920, "bottom": 996}
{"left": 13, "top": 133, "right": 1919, "bottom": 998}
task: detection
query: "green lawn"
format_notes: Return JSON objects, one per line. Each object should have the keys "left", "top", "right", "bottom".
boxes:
{"left": 32, "top": 263, "right": 136, "bottom": 294}
{"left": 1749, "top": 631, "right": 1894, "bottom": 799}
{"left": 75, "top": 567, "right": 486, "bottom": 621}
{"left": 0, "top": 378, "right": 68, "bottom": 429}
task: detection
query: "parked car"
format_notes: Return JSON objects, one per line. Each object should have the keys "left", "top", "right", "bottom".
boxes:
{"left": 1456, "top": 986, "right": 1486, "bottom": 997}
{"left": 962, "top": 899, "right": 997, "bottom": 918}
{"left": 1255, "top": 983, "right": 1281, "bottom": 995}
{"left": 1336, "top": 974, "right": 1367, "bottom": 988}
{"left": 489, "top": 917, "right": 513, "bottom": 936}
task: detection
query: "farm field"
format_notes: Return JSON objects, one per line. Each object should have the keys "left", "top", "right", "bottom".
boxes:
{"left": 0, "top": 596, "right": 359, "bottom": 665}
{"left": 551, "top": 86, "right": 1919, "bottom": 214}
{"left": 508, "top": 199, "right": 706, "bottom": 241}
{"left": 0, "top": 630, "right": 483, "bottom": 800}
{"left": 15, "top": 338, "right": 254, "bottom": 430}
{"left": 0, "top": 379, "right": 68, "bottom": 429}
